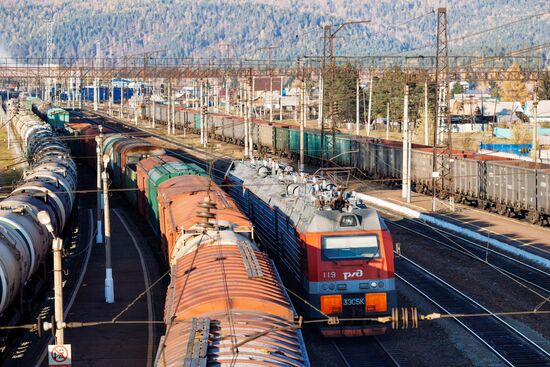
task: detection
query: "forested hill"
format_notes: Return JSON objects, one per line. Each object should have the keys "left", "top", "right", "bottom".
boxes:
{"left": 0, "top": 0, "right": 548, "bottom": 61}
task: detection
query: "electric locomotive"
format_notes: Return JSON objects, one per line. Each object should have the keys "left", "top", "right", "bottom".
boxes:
{"left": 225, "top": 158, "right": 396, "bottom": 336}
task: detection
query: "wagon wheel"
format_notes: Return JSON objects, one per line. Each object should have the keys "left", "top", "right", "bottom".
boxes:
{"left": 496, "top": 204, "right": 507, "bottom": 216}
{"left": 527, "top": 211, "right": 542, "bottom": 225}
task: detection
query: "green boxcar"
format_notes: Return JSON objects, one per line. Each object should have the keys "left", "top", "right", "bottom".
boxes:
{"left": 46, "top": 108, "right": 69, "bottom": 130}
{"left": 194, "top": 112, "right": 201, "bottom": 129}
{"left": 303, "top": 131, "right": 323, "bottom": 159}
{"left": 274, "top": 126, "right": 290, "bottom": 154}
{"left": 334, "top": 135, "right": 352, "bottom": 166}
{"left": 147, "top": 162, "right": 207, "bottom": 233}
{"left": 289, "top": 129, "right": 300, "bottom": 155}
{"left": 125, "top": 165, "right": 138, "bottom": 206}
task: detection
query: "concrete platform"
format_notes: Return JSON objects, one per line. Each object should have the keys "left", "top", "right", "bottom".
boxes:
{"left": 43, "top": 203, "right": 167, "bottom": 367}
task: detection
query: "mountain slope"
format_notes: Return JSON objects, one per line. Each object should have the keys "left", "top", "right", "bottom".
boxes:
{"left": 0, "top": 0, "right": 548, "bottom": 61}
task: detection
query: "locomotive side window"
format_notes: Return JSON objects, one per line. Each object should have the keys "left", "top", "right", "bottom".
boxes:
{"left": 322, "top": 235, "right": 380, "bottom": 260}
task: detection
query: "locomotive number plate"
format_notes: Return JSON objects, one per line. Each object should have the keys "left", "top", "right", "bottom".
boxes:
{"left": 343, "top": 297, "right": 365, "bottom": 306}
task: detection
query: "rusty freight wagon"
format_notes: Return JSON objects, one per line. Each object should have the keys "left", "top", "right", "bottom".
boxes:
{"left": 154, "top": 175, "right": 310, "bottom": 366}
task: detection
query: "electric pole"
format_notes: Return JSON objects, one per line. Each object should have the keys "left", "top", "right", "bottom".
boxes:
{"left": 38, "top": 212, "right": 65, "bottom": 344}
{"left": 356, "top": 69, "right": 360, "bottom": 136}
{"left": 102, "top": 156, "right": 114, "bottom": 304}
{"left": 249, "top": 72, "right": 254, "bottom": 154}
{"left": 300, "top": 60, "right": 306, "bottom": 172}
{"left": 244, "top": 76, "right": 250, "bottom": 158}
{"left": 45, "top": 19, "right": 54, "bottom": 102}
{"left": 95, "top": 125, "right": 104, "bottom": 244}
{"left": 94, "top": 40, "right": 100, "bottom": 112}
{"left": 431, "top": 7, "right": 453, "bottom": 212}
{"left": 318, "top": 72, "right": 323, "bottom": 128}
{"left": 200, "top": 79, "right": 204, "bottom": 144}
{"left": 402, "top": 84, "right": 411, "bottom": 203}
{"left": 424, "top": 79, "right": 429, "bottom": 145}
{"left": 367, "top": 72, "right": 373, "bottom": 136}
{"left": 532, "top": 80, "right": 539, "bottom": 163}
{"left": 279, "top": 76, "right": 283, "bottom": 121}
{"left": 386, "top": 102, "right": 390, "bottom": 140}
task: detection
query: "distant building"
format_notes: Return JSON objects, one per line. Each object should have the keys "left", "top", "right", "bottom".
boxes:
{"left": 253, "top": 77, "right": 283, "bottom": 92}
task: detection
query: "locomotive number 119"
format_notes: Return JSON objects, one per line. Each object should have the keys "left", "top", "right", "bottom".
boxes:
{"left": 323, "top": 271, "right": 337, "bottom": 279}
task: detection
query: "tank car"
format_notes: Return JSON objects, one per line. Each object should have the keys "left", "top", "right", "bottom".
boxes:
{"left": 0, "top": 100, "right": 75, "bottom": 314}
{"left": 154, "top": 174, "right": 309, "bottom": 366}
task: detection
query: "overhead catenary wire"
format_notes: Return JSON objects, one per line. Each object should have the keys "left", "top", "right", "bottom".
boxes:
{"left": 391, "top": 9, "right": 550, "bottom": 56}
{"left": 2, "top": 309, "right": 549, "bottom": 332}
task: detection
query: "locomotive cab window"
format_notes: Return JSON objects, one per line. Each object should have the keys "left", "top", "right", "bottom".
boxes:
{"left": 322, "top": 234, "right": 380, "bottom": 260}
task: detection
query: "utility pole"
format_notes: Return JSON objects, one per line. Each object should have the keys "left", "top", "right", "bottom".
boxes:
{"left": 102, "top": 156, "right": 114, "bottom": 303}
{"left": 279, "top": 76, "right": 283, "bottom": 121}
{"left": 318, "top": 72, "right": 323, "bottom": 128}
{"left": 152, "top": 80, "right": 156, "bottom": 128}
{"left": 386, "top": 102, "right": 390, "bottom": 140}
{"left": 367, "top": 72, "right": 373, "bottom": 135}
{"left": 244, "top": 76, "right": 250, "bottom": 158}
{"left": 171, "top": 81, "right": 176, "bottom": 134}
{"left": 300, "top": 60, "right": 306, "bottom": 172}
{"left": 119, "top": 78, "right": 124, "bottom": 118}
{"left": 46, "top": 19, "right": 53, "bottom": 103}
{"left": 108, "top": 79, "right": 113, "bottom": 116}
{"left": 38, "top": 212, "right": 65, "bottom": 344}
{"left": 424, "top": 79, "right": 429, "bottom": 145}
{"left": 533, "top": 80, "right": 539, "bottom": 163}
{"left": 199, "top": 80, "right": 204, "bottom": 144}
{"left": 431, "top": 7, "right": 453, "bottom": 212}
{"left": 94, "top": 40, "right": 100, "bottom": 112}
{"left": 202, "top": 80, "right": 208, "bottom": 147}
{"left": 225, "top": 79, "right": 230, "bottom": 115}
{"left": 402, "top": 84, "right": 411, "bottom": 203}
{"left": 251, "top": 76, "right": 255, "bottom": 120}
{"left": 248, "top": 72, "right": 254, "bottom": 154}
{"left": 167, "top": 80, "right": 172, "bottom": 135}
{"left": 52, "top": 237, "right": 64, "bottom": 343}
{"left": 95, "top": 126, "right": 104, "bottom": 244}
{"left": 356, "top": 69, "right": 360, "bottom": 136}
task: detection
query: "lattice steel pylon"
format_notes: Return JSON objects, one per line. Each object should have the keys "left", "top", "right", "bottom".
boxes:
{"left": 321, "top": 25, "right": 333, "bottom": 165}
{"left": 431, "top": 7, "right": 454, "bottom": 211}
{"left": 45, "top": 19, "right": 54, "bottom": 101}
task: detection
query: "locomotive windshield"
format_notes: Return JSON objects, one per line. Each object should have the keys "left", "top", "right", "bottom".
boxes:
{"left": 322, "top": 234, "right": 380, "bottom": 260}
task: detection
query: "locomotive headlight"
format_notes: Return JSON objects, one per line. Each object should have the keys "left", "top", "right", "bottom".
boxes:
{"left": 378, "top": 281, "right": 384, "bottom": 288}
{"left": 339, "top": 215, "right": 358, "bottom": 227}
{"left": 371, "top": 281, "right": 378, "bottom": 288}
{"left": 329, "top": 283, "right": 336, "bottom": 290}
{"left": 322, "top": 284, "right": 328, "bottom": 291}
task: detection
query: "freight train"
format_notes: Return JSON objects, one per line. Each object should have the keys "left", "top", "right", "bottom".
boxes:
{"left": 29, "top": 99, "right": 311, "bottom": 364}
{"left": 0, "top": 98, "right": 76, "bottom": 315}
{"left": 143, "top": 104, "right": 550, "bottom": 226}
{"left": 98, "top": 137, "right": 310, "bottom": 365}
{"left": 225, "top": 158, "right": 396, "bottom": 337}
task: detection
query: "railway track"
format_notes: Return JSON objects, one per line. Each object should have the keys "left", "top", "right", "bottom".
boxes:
{"left": 386, "top": 218, "right": 550, "bottom": 295}
{"left": 332, "top": 337, "right": 401, "bottom": 367}
{"left": 396, "top": 255, "right": 550, "bottom": 367}
{"left": 70, "top": 109, "right": 232, "bottom": 181}
{"left": 76, "top": 109, "right": 550, "bottom": 366}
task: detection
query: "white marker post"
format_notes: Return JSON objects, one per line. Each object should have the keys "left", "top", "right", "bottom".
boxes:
{"left": 102, "top": 154, "right": 115, "bottom": 303}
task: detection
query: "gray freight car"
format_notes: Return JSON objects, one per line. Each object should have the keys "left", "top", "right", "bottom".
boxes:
{"left": 486, "top": 160, "right": 550, "bottom": 222}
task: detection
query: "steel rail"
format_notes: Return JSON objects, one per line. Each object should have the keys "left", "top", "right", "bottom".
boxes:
{"left": 387, "top": 218, "right": 550, "bottom": 295}
{"left": 332, "top": 337, "right": 401, "bottom": 367}
{"left": 396, "top": 255, "right": 550, "bottom": 367}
